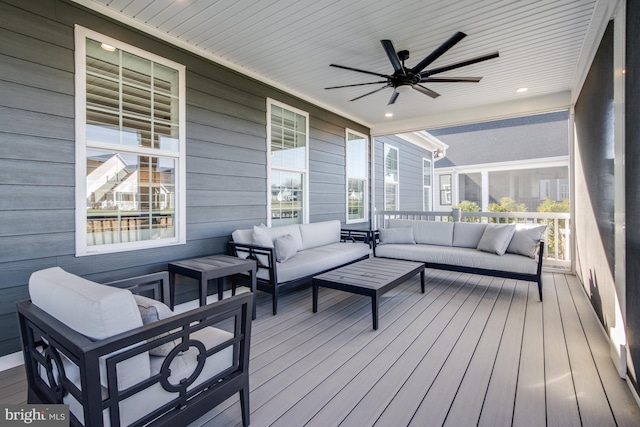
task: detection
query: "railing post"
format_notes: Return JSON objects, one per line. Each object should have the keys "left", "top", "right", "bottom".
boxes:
{"left": 452, "top": 208, "right": 461, "bottom": 222}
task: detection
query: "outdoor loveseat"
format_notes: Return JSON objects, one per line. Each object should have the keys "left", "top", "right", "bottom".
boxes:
{"left": 374, "top": 219, "right": 545, "bottom": 300}
{"left": 230, "top": 220, "right": 371, "bottom": 315}
{"left": 17, "top": 267, "right": 252, "bottom": 427}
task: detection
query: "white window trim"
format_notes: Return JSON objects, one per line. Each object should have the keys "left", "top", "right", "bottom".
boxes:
{"left": 423, "top": 157, "right": 432, "bottom": 211}
{"left": 74, "top": 25, "right": 186, "bottom": 256}
{"left": 266, "top": 98, "right": 310, "bottom": 226}
{"left": 346, "top": 129, "right": 369, "bottom": 224}
{"left": 383, "top": 143, "right": 399, "bottom": 211}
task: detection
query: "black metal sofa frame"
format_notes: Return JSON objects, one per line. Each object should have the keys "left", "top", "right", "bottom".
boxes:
{"left": 230, "top": 228, "right": 372, "bottom": 315}
{"left": 373, "top": 233, "right": 545, "bottom": 301}
{"left": 16, "top": 271, "right": 252, "bottom": 427}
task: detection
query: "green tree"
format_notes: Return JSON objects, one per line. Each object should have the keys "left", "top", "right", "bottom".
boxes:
{"left": 486, "top": 197, "right": 526, "bottom": 223}
{"left": 537, "top": 198, "right": 570, "bottom": 259}
{"left": 488, "top": 197, "right": 527, "bottom": 213}
{"left": 537, "top": 198, "right": 570, "bottom": 213}
{"left": 453, "top": 200, "right": 480, "bottom": 222}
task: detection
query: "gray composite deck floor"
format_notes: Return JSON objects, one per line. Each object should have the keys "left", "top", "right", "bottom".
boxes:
{"left": 2, "top": 270, "right": 640, "bottom": 426}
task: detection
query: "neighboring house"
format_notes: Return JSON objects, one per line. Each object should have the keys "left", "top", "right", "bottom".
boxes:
{"left": 428, "top": 111, "right": 570, "bottom": 212}
{"left": 373, "top": 133, "right": 442, "bottom": 213}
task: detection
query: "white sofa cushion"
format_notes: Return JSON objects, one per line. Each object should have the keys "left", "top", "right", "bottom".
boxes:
{"left": 299, "top": 220, "right": 341, "bottom": 250}
{"left": 476, "top": 224, "right": 517, "bottom": 255}
{"left": 29, "top": 267, "right": 150, "bottom": 391}
{"left": 274, "top": 234, "right": 298, "bottom": 263}
{"left": 256, "top": 242, "right": 370, "bottom": 283}
{"left": 379, "top": 227, "right": 416, "bottom": 244}
{"left": 453, "top": 222, "right": 488, "bottom": 248}
{"left": 507, "top": 225, "right": 547, "bottom": 258}
{"left": 388, "top": 219, "right": 454, "bottom": 246}
{"left": 232, "top": 223, "right": 304, "bottom": 252}
{"left": 375, "top": 244, "right": 538, "bottom": 275}
{"left": 252, "top": 225, "right": 275, "bottom": 266}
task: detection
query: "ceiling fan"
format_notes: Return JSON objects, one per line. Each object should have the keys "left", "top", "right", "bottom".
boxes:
{"left": 325, "top": 32, "right": 499, "bottom": 105}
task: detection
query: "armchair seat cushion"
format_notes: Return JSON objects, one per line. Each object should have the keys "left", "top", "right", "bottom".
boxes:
{"left": 57, "top": 326, "right": 234, "bottom": 427}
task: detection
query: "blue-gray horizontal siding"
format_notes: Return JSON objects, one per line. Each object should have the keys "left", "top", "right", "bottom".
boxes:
{"left": 374, "top": 135, "right": 432, "bottom": 212}
{"left": 0, "top": 0, "right": 369, "bottom": 356}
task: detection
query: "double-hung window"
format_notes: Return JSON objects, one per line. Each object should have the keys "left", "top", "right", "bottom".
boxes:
{"left": 384, "top": 144, "right": 399, "bottom": 210}
{"left": 267, "top": 99, "right": 309, "bottom": 226}
{"left": 423, "top": 158, "right": 432, "bottom": 211}
{"left": 75, "top": 26, "right": 186, "bottom": 255}
{"left": 440, "top": 174, "right": 452, "bottom": 206}
{"left": 346, "top": 130, "right": 369, "bottom": 223}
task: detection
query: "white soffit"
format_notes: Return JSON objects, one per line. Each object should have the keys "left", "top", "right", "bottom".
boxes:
{"left": 73, "top": 0, "right": 615, "bottom": 133}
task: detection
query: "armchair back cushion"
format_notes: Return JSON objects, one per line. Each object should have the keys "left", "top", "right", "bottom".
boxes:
{"left": 28, "top": 267, "right": 151, "bottom": 390}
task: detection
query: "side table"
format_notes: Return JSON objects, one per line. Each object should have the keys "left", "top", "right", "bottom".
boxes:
{"left": 168, "top": 254, "right": 257, "bottom": 319}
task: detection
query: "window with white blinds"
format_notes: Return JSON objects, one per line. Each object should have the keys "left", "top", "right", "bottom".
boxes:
{"left": 267, "top": 99, "right": 309, "bottom": 226}
{"left": 75, "top": 26, "right": 186, "bottom": 255}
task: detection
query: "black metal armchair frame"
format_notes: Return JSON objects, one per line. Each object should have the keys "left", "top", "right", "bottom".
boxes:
{"left": 17, "top": 271, "right": 252, "bottom": 427}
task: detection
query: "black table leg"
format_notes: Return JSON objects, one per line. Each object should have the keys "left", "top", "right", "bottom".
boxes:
{"left": 372, "top": 294, "right": 379, "bottom": 330}
{"left": 199, "top": 277, "right": 207, "bottom": 307}
{"left": 420, "top": 269, "right": 425, "bottom": 293}
{"left": 312, "top": 283, "right": 318, "bottom": 313}
{"left": 217, "top": 278, "right": 223, "bottom": 301}
{"left": 169, "top": 271, "right": 176, "bottom": 310}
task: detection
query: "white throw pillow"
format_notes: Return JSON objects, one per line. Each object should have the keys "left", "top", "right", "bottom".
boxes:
{"left": 274, "top": 234, "right": 297, "bottom": 263}
{"left": 252, "top": 224, "right": 274, "bottom": 266}
{"left": 506, "top": 225, "right": 547, "bottom": 258}
{"left": 476, "top": 224, "right": 517, "bottom": 255}
{"left": 133, "top": 295, "right": 180, "bottom": 357}
{"left": 379, "top": 227, "right": 416, "bottom": 244}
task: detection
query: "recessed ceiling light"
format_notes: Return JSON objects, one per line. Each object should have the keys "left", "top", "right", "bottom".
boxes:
{"left": 384, "top": 112, "right": 393, "bottom": 118}
{"left": 101, "top": 43, "right": 116, "bottom": 52}
{"left": 516, "top": 87, "right": 528, "bottom": 93}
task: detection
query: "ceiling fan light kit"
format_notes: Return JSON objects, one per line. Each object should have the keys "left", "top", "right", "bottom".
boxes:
{"left": 326, "top": 31, "right": 499, "bottom": 105}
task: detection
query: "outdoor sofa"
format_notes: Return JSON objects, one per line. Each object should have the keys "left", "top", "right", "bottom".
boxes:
{"left": 230, "top": 220, "right": 371, "bottom": 314}
{"left": 374, "top": 219, "right": 545, "bottom": 300}
{"left": 17, "top": 267, "right": 252, "bottom": 427}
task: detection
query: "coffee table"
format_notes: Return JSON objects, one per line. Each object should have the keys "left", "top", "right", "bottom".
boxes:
{"left": 168, "top": 255, "right": 257, "bottom": 319}
{"left": 312, "top": 257, "right": 425, "bottom": 330}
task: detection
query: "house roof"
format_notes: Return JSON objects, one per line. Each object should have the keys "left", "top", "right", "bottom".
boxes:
{"left": 73, "top": 0, "right": 615, "bottom": 134}
{"left": 429, "top": 110, "right": 570, "bottom": 168}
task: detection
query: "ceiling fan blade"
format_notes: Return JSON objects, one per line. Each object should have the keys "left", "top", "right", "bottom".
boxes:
{"left": 388, "top": 91, "right": 399, "bottom": 105}
{"left": 381, "top": 40, "right": 405, "bottom": 74}
{"left": 422, "top": 51, "right": 499, "bottom": 76}
{"left": 420, "top": 77, "right": 482, "bottom": 83}
{"left": 350, "top": 85, "right": 390, "bottom": 102}
{"left": 413, "top": 84, "right": 440, "bottom": 99}
{"left": 410, "top": 31, "right": 466, "bottom": 74}
{"left": 325, "top": 81, "right": 389, "bottom": 89}
{"left": 330, "top": 64, "right": 389, "bottom": 78}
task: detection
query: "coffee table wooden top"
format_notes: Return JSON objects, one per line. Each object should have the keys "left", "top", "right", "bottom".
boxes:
{"left": 313, "top": 257, "right": 424, "bottom": 290}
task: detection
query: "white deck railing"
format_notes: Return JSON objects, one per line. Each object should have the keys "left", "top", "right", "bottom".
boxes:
{"left": 374, "top": 209, "right": 571, "bottom": 269}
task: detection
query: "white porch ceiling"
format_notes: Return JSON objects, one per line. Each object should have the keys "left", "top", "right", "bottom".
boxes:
{"left": 74, "top": 0, "right": 618, "bottom": 135}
